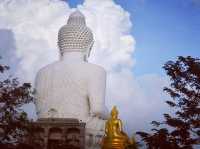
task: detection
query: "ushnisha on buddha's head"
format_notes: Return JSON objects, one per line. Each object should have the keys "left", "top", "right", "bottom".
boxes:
{"left": 57, "top": 10, "right": 94, "bottom": 61}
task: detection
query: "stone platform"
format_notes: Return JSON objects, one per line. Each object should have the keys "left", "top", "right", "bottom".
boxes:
{"left": 27, "top": 118, "right": 85, "bottom": 149}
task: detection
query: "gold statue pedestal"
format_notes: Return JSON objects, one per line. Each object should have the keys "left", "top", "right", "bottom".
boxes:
{"left": 102, "top": 137, "right": 128, "bottom": 149}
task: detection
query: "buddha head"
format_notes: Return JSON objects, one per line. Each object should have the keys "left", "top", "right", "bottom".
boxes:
{"left": 111, "top": 106, "right": 119, "bottom": 120}
{"left": 58, "top": 10, "right": 94, "bottom": 60}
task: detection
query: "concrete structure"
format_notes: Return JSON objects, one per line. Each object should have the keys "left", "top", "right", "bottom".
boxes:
{"left": 28, "top": 118, "right": 85, "bottom": 149}
{"left": 35, "top": 10, "right": 109, "bottom": 149}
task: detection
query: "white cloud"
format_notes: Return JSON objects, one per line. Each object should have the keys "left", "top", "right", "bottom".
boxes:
{"left": 0, "top": 0, "right": 169, "bottom": 134}
{"left": 0, "top": 0, "right": 71, "bottom": 81}
{"left": 78, "top": 0, "right": 135, "bottom": 71}
{"left": 107, "top": 70, "right": 170, "bottom": 133}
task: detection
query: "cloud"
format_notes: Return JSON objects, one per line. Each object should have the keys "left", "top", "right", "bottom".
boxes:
{"left": 79, "top": 0, "right": 135, "bottom": 71}
{"left": 107, "top": 70, "right": 170, "bottom": 133}
{"left": 0, "top": 0, "right": 169, "bottom": 134}
{"left": 0, "top": 29, "right": 16, "bottom": 65}
{"left": 0, "top": 0, "right": 72, "bottom": 82}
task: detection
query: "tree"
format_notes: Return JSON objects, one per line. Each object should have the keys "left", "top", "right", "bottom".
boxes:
{"left": 137, "top": 56, "right": 200, "bottom": 149}
{"left": 126, "top": 136, "right": 139, "bottom": 149}
{"left": 0, "top": 58, "right": 35, "bottom": 146}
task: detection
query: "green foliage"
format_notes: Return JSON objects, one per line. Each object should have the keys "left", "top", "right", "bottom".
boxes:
{"left": 137, "top": 56, "right": 200, "bottom": 149}
{"left": 0, "top": 59, "right": 35, "bottom": 145}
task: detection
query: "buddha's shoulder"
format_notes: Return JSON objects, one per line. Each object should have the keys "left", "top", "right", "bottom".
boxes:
{"left": 85, "top": 63, "right": 106, "bottom": 74}
{"left": 36, "top": 61, "right": 60, "bottom": 76}
{"left": 36, "top": 61, "right": 106, "bottom": 77}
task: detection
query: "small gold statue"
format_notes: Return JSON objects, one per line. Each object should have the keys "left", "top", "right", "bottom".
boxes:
{"left": 101, "top": 106, "right": 136, "bottom": 149}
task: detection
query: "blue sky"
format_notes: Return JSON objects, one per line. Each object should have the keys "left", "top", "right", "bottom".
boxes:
{"left": 68, "top": 0, "right": 200, "bottom": 76}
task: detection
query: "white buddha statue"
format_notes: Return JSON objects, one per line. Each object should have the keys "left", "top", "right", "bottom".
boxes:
{"left": 35, "top": 10, "right": 108, "bottom": 148}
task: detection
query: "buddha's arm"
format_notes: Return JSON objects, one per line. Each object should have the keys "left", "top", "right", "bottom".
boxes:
{"left": 88, "top": 68, "right": 108, "bottom": 119}
{"left": 105, "top": 121, "right": 109, "bottom": 134}
{"left": 35, "top": 70, "right": 43, "bottom": 100}
{"left": 35, "top": 70, "right": 47, "bottom": 113}
{"left": 35, "top": 68, "right": 49, "bottom": 96}
{"left": 118, "top": 119, "right": 123, "bottom": 132}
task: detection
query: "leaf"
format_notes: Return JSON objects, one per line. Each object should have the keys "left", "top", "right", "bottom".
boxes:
{"left": 138, "top": 56, "right": 200, "bottom": 148}
{"left": 166, "top": 100, "right": 176, "bottom": 107}
{"left": 151, "top": 121, "right": 161, "bottom": 127}
{"left": 0, "top": 60, "right": 34, "bottom": 144}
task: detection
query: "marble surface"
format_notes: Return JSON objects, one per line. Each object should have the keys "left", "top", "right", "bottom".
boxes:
{"left": 35, "top": 10, "right": 108, "bottom": 149}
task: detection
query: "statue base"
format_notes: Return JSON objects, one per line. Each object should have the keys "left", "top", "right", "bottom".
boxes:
{"left": 26, "top": 118, "right": 85, "bottom": 149}
{"left": 102, "top": 138, "right": 128, "bottom": 149}
{"left": 25, "top": 118, "right": 105, "bottom": 149}
{"left": 85, "top": 116, "right": 106, "bottom": 149}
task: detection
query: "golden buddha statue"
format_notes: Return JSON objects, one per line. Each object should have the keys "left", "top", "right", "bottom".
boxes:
{"left": 101, "top": 106, "right": 136, "bottom": 149}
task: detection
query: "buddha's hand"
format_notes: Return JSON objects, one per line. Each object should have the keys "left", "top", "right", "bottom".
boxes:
{"left": 90, "top": 105, "right": 109, "bottom": 120}
{"left": 90, "top": 110, "right": 108, "bottom": 120}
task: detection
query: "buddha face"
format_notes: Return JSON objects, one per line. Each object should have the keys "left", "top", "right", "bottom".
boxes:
{"left": 111, "top": 113, "right": 117, "bottom": 120}
{"left": 111, "top": 106, "right": 118, "bottom": 120}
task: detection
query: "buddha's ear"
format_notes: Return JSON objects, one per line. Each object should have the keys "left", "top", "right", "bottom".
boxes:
{"left": 84, "top": 41, "right": 94, "bottom": 62}
{"left": 87, "top": 41, "right": 94, "bottom": 58}
{"left": 59, "top": 51, "right": 63, "bottom": 60}
{"left": 58, "top": 41, "right": 63, "bottom": 60}
{"left": 84, "top": 54, "right": 88, "bottom": 62}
